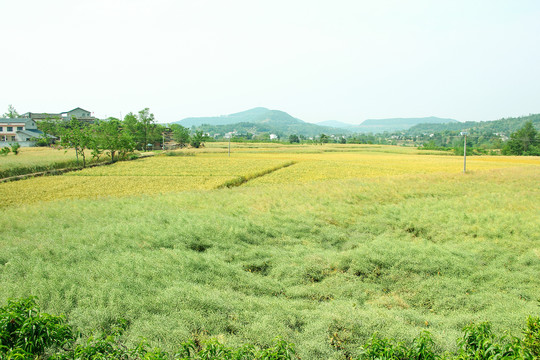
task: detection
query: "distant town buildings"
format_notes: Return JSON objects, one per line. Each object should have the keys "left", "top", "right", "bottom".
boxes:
{"left": 0, "top": 107, "right": 94, "bottom": 147}
{"left": 21, "top": 107, "right": 96, "bottom": 123}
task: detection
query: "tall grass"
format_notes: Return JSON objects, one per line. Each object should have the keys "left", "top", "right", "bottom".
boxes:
{"left": 0, "top": 165, "right": 538, "bottom": 358}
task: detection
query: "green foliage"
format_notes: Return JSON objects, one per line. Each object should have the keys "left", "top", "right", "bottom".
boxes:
{"left": 9, "top": 143, "right": 20, "bottom": 155}
{"left": 97, "top": 118, "right": 135, "bottom": 161}
{"left": 0, "top": 297, "right": 297, "bottom": 359}
{"left": 122, "top": 109, "right": 164, "bottom": 151}
{"left": 0, "top": 297, "right": 73, "bottom": 356}
{"left": 288, "top": 134, "right": 300, "bottom": 143}
{"left": 170, "top": 124, "right": 191, "bottom": 148}
{"left": 60, "top": 117, "right": 94, "bottom": 167}
{"left": 2, "top": 297, "right": 539, "bottom": 360}
{"left": 407, "top": 114, "right": 540, "bottom": 136}
{"left": 502, "top": 121, "right": 540, "bottom": 155}
{"left": 454, "top": 321, "right": 536, "bottom": 360}
{"left": 523, "top": 316, "right": 540, "bottom": 357}
{"left": 358, "top": 331, "right": 437, "bottom": 360}
{"left": 37, "top": 117, "right": 64, "bottom": 138}
{"left": 2, "top": 105, "right": 19, "bottom": 119}
{"left": 0, "top": 147, "right": 9, "bottom": 156}
{"left": 190, "top": 130, "right": 207, "bottom": 148}
{"left": 139, "top": 108, "right": 157, "bottom": 151}
{"left": 319, "top": 134, "right": 330, "bottom": 144}
{"left": 419, "top": 140, "right": 451, "bottom": 152}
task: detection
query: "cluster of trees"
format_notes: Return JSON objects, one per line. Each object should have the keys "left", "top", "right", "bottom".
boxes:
{"left": 398, "top": 114, "right": 540, "bottom": 154}
{"left": 38, "top": 108, "right": 207, "bottom": 167}
{"left": 413, "top": 121, "right": 539, "bottom": 156}
{"left": 502, "top": 121, "right": 540, "bottom": 155}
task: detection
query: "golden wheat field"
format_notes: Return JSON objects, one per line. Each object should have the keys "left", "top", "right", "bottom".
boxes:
{"left": 0, "top": 147, "right": 93, "bottom": 172}
{"left": 0, "top": 154, "right": 288, "bottom": 207}
{"left": 1, "top": 144, "right": 539, "bottom": 208}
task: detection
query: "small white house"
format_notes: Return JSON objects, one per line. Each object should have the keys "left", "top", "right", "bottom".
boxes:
{"left": 0, "top": 118, "right": 50, "bottom": 147}
{"left": 269, "top": 134, "right": 278, "bottom": 140}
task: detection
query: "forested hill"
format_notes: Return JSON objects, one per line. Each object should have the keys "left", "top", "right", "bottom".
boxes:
{"left": 405, "top": 114, "right": 540, "bottom": 136}
{"left": 174, "top": 107, "right": 349, "bottom": 137}
{"left": 317, "top": 117, "right": 459, "bottom": 133}
{"left": 356, "top": 116, "right": 458, "bottom": 133}
{"left": 176, "top": 107, "right": 304, "bottom": 128}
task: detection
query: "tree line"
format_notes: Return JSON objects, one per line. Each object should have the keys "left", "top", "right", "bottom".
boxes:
{"left": 38, "top": 108, "right": 207, "bottom": 167}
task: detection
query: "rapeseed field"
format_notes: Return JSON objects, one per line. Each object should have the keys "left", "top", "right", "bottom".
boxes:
{"left": 0, "top": 144, "right": 539, "bottom": 359}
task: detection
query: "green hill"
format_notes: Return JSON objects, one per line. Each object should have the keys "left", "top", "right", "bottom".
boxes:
{"left": 355, "top": 116, "right": 458, "bottom": 133}
{"left": 177, "top": 107, "right": 299, "bottom": 128}
{"left": 405, "top": 114, "right": 540, "bottom": 136}
{"left": 174, "top": 108, "right": 349, "bottom": 137}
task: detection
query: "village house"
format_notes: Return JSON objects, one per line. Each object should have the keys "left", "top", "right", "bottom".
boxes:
{"left": 21, "top": 107, "right": 97, "bottom": 123}
{"left": 0, "top": 118, "right": 51, "bottom": 147}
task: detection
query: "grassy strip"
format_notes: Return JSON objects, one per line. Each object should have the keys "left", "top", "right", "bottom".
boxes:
{"left": 0, "top": 154, "right": 152, "bottom": 183}
{"left": 0, "top": 159, "right": 98, "bottom": 179}
{"left": 216, "top": 161, "right": 296, "bottom": 189}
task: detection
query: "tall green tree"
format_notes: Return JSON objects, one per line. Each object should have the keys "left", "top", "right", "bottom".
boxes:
{"left": 98, "top": 118, "right": 135, "bottom": 161}
{"left": 122, "top": 112, "right": 143, "bottom": 149}
{"left": 288, "top": 134, "right": 300, "bottom": 143}
{"left": 502, "top": 121, "right": 539, "bottom": 155}
{"left": 3, "top": 105, "right": 19, "bottom": 118}
{"left": 170, "top": 124, "right": 190, "bottom": 148}
{"left": 60, "top": 117, "right": 94, "bottom": 167}
{"left": 138, "top": 108, "right": 155, "bottom": 151}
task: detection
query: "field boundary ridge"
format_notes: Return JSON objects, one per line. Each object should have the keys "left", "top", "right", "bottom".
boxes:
{"left": 217, "top": 161, "right": 296, "bottom": 189}
{"left": 0, "top": 153, "right": 154, "bottom": 184}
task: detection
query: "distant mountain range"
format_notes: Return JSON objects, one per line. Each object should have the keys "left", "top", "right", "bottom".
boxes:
{"left": 404, "top": 113, "right": 540, "bottom": 136}
{"left": 173, "top": 107, "right": 346, "bottom": 137}
{"left": 318, "top": 117, "right": 459, "bottom": 133}
{"left": 173, "top": 108, "right": 460, "bottom": 136}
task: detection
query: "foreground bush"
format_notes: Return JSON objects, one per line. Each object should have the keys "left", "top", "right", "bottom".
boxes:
{"left": 358, "top": 319, "right": 540, "bottom": 360}
{"left": 1, "top": 297, "right": 539, "bottom": 359}
{"left": 0, "top": 297, "right": 73, "bottom": 358}
{"left": 0, "top": 298, "right": 298, "bottom": 359}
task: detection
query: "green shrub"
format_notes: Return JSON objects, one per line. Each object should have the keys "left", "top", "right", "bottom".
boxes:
{"left": 455, "top": 321, "right": 534, "bottom": 360}
{"left": 523, "top": 316, "right": 540, "bottom": 357}
{"left": 0, "top": 297, "right": 74, "bottom": 356}
{"left": 10, "top": 143, "right": 20, "bottom": 155}
{"left": 358, "top": 331, "right": 436, "bottom": 360}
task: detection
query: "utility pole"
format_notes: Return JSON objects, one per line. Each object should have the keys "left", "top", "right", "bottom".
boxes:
{"left": 461, "top": 132, "right": 468, "bottom": 173}
{"left": 228, "top": 134, "right": 231, "bottom": 157}
{"left": 162, "top": 133, "right": 165, "bottom": 150}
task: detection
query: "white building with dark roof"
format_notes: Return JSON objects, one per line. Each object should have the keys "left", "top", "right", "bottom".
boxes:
{"left": 0, "top": 118, "right": 54, "bottom": 147}
{"left": 21, "top": 107, "right": 96, "bottom": 123}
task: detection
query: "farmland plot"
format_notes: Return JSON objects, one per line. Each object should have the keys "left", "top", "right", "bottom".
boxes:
{"left": 0, "top": 145, "right": 539, "bottom": 359}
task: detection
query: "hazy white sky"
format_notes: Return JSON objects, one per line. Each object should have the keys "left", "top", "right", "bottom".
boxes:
{"left": 1, "top": 0, "right": 539, "bottom": 124}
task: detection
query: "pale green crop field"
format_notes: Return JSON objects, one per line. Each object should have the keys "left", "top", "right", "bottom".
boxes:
{"left": 0, "top": 144, "right": 539, "bottom": 359}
